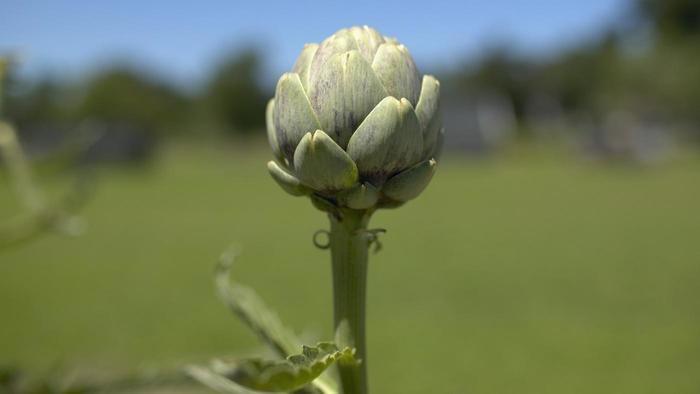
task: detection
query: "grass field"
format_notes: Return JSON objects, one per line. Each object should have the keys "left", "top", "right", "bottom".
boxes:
{"left": 1, "top": 143, "right": 699, "bottom": 393}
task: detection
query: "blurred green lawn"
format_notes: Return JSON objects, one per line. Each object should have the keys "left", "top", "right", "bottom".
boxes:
{"left": 1, "top": 143, "right": 699, "bottom": 394}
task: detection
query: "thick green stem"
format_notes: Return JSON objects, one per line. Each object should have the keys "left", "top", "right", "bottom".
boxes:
{"left": 329, "top": 209, "right": 372, "bottom": 394}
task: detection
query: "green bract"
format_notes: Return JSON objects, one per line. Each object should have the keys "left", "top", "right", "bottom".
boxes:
{"left": 267, "top": 26, "right": 442, "bottom": 210}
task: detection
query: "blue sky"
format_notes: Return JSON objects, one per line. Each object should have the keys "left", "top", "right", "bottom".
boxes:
{"left": 0, "top": 0, "right": 629, "bottom": 85}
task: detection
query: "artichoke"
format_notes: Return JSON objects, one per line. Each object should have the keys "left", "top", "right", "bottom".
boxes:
{"left": 266, "top": 26, "right": 442, "bottom": 210}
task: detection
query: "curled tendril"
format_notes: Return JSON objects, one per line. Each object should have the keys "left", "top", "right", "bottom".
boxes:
{"left": 312, "top": 229, "right": 331, "bottom": 250}
{"left": 314, "top": 227, "right": 385, "bottom": 253}
{"left": 362, "top": 228, "right": 387, "bottom": 254}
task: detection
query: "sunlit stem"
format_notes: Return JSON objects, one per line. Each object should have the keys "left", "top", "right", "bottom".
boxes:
{"left": 329, "top": 208, "right": 373, "bottom": 394}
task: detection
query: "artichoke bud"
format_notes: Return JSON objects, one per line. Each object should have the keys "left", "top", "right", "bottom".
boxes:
{"left": 266, "top": 26, "right": 442, "bottom": 211}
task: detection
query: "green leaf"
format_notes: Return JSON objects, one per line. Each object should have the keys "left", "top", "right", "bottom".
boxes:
{"left": 382, "top": 158, "right": 437, "bottom": 202}
{"left": 215, "top": 251, "right": 340, "bottom": 394}
{"left": 215, "top": 250, "right": 303, "bottom": 358}
{"left": 292, "top": 44, "right": 319, "bottom": 93}
{"left": 293, "top": 130, "right": 358, "bottom": 192}
{"left": 272, "top": 73, "right": 321, "bottom": 161}
{"left": 338, "top": 182, "right": 379, "bottom": 210}
{"left": 346, "top": 97, "right": 424, "bottom": 185}
{"left": 308, "top": 30, "right": 358, "bottom": 88}
{"left": 266, "top": 100, "right": 282, "bottom": 161}
{"left": 307, "top": 50, "right": 387, "bottom": 149}
{"left": 0, "top": 122, "right": 89, "bottom": 250}
{"left": 414, "top": 75, "right": 442, "bottom": 159}
{"left": 190, "top": 343, "right": 357, "bottom": 393}
{"left": 371, "top": 43, "right": 421, "bottom": 106}
{"left": 267, "top": 161, "right": 309, "bottom": 197}
{"left": 347, "top": 26, "right": 385, "bottom": 63}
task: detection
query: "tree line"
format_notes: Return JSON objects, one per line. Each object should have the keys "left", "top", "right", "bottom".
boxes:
{"left": 2, "top": 0, "right": 698, "bottom": 155}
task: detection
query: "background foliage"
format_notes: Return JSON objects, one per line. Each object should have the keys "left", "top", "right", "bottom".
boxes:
{"left": 2, "top": 0, "right": 699, "bottom": 148}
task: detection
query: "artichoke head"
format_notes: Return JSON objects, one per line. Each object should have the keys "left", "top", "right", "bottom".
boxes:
{"left": 266, "top": 26, "right": 442, "bottom": 211}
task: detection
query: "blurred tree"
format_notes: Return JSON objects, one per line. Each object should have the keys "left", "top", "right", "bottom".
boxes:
{"left": 79, "top": 67, "right": 188, "bottom": 137}
{"left": 634, "top": 0, "right": 700, "bottom": 132}
{"left": 537, "top": 32, "right": 623, "bottom": 117}
{"left": 455, "top": 48, "right": 535, "bottom": 136}
{"left": 638, "top": 0, "right": 700, "bottom": 41}
{"left": 0, "top": 58, "right": 7, "bottom": 113}
{"left": 204, "top": 48, "right": 267, "bottom": 135}
{"left": 4, "top": 77, "right": 71, "bottom": 130}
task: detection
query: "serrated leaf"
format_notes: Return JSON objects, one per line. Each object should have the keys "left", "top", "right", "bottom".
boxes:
{"left": 215, "top": 250, "right": 302, "bottom": 358}
{"left": 190, "top": 343, "right": 357, "bottom": 393}
{"left": 214, "top": 250, "right": 339, "bottom": 393}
